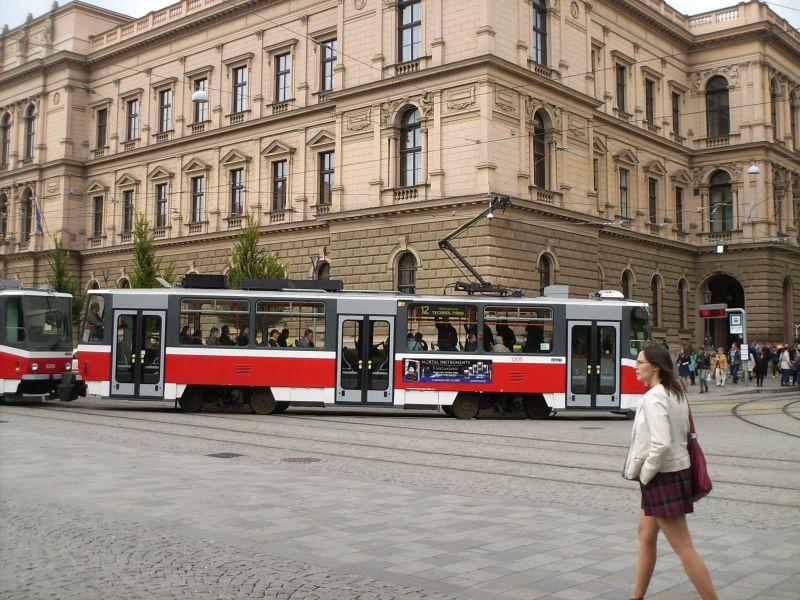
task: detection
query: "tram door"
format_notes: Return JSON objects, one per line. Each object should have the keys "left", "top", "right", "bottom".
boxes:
{"left": 337, "top": 315, "right": 393, "bottom": 403}
{"left": 566, "top": 321, "right": 620, "bottom": 408}
{"left": 111, "top": 310, "right": 166, "bottom": 398}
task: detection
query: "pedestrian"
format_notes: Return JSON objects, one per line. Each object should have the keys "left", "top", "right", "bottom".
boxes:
{"left": 696, "top": 347, "right": 710, "bottom": 394}
{"left": 714, "top": 348, "right": 728, "bottom": 387}
{"left": 755, "top": 343, "right": 769, "bottom": 388}
{"left": 779, "top": 345, "right": 792, "bottom": 386}
{"left": 771, "top": 344, "right": 780, "bottom": 378}
{"left": 624, "top": 344, "right": 718, "bottom": 600}
{"left": 729, "top": 342, "right": 741, "bottom": 384}
{"left": 688, "top": 345, "right": 697, "bottom": 386}
{"left": 676, "top": 346, "right": 691, "bottom": 393}
{"left": 792, "top": 344, "right": 800, "bottom": 387}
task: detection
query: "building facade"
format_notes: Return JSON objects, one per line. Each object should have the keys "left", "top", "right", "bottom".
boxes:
{"left": 1, "top": 0, "right": 799, "bottom": 346}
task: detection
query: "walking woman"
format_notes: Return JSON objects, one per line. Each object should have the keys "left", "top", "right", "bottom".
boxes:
{"left": 624, "top": 344, "right": 718, "bottom": 600}
{"left": 755, "top": 343, "right": 769, "bottom": 388}
{"left": 696, "top": 347, "right": 710, "bottom": 394}
{"left": 676, "top": 347, "right": 691, "bottom": 393}
{"left": 714, "top": 347, "right": 728, "bottom": 387}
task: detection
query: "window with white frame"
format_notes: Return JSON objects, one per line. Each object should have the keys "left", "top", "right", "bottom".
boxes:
{"left": 400, "top": 108, "right": 422, "bottom": 187}
{"left": 275, "top": 53, "right": 292, "bottom": 102}
{"left": 318, "top": 151, "right": 334, "bottom": 205}
{"left": 23, "top": 104, "right": 36, "bottom": 159}
{"left": 126, "top": 98, "right": 139, "bottom": 140}
{"left": 96, "top": 108, "right": 108, "bottom": 149}
{"left": 532, "top": 0, "right": 547, "bottom": 66}
{"left": 158, "top": 89, "right": 173, "bottom": 133}
{"left": 190, "top": 176, "right": 205, "bottom": 223}
{"left": 122, "top": 189, "right": 135, "bottom": 233}
{"left": 92, "top": 196, "right": 104, "bottom": 237}
{"left": 229, "top": 168, "right": 244, "bottom": 216}
{"left": 398, "top": 0, "right": 421, "bottom": 63}
{"left": 155, "top": 183, "right": 168, "bottom": 228}
{"left": 271, "top": 160, "right": 287, "bottom": 211}
{"left": 193, "top": 78, "right": 209, "bottom": 123}
{"left": 232, "top": 66, "right": 248, "bottom": 113}
{"left": 619, "top": 168, "right": 629, "bottom": 217}
{"left": 320, "top": 40, "right": 337, "bottom": 92}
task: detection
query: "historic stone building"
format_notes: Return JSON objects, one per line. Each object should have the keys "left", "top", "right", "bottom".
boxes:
{"left": 1, "top": 0, "right": 798, "bottom": 346}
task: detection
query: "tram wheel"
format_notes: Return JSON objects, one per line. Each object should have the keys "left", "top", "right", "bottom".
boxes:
{"left": 451, "top": 393, "right": 479, "bottom": 419}
{"left": 273, "top": 401, "right": 290, "bottom": 414}
{"left": 524, "top": 395, "right": 550, "bottom": 420}
{"left": 250, "top": 389, "right": 277, "bottom": 415}
{"left": 178, "top": 388, "right": 204, "bottom": 413}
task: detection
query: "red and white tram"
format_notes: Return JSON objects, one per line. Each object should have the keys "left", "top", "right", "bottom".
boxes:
{"left": 0, "top": 281, "right": 73, "bottom": 399}
{"left": 76, "top": 278, "right": 651, "bottom": 418}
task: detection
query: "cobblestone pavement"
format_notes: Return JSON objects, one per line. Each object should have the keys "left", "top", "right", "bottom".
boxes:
{"left": 1, "top": 378, "right": 798, "bottom": 599}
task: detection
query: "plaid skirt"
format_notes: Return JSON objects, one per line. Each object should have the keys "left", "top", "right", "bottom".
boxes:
{"left": 640, "top": 468, "right": 694, "bottom": 517}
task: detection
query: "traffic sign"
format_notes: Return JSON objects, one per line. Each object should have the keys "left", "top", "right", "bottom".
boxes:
{"left": 699, "top": 303, "right": 727, "bottom": 318}
{"left": 729, "top": 313, "right": 743, "bottom": 334}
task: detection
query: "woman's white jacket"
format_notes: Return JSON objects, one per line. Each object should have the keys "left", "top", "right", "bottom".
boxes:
{"left": 623, "top": 384, "right": 690, "bottom": 486}
{"left": 779, "top": 350, "right": 792, "bottom": 370}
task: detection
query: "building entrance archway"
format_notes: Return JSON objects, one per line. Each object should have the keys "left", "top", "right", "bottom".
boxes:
{"left": 697, "top": 273, "right": 745, "bottom": 350}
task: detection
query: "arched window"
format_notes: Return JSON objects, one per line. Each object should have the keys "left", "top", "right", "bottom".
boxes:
{"left": 118, "top": 278, "right": 131, "bottom": 289}
{"left": 316, "top": 261, "right": 330, "bottom": 281}
{"left": 88, "top": 280, "right": 100, "bottom": 291}
{"left": 538, "top": 253, "right": 553, "bottom": 296}
{"left": 621, "top": 270, "right": 633, "bottom": 299}
{"left": 397, "top": 252, "right": 417, "bottom": 294}
{"left": 532, "top": 0, "right": 547, "bottom": 66}
{"left": 0, "top": 193, "right": 6, "bottom": 238}
{"left": 677, "top": 279, "right": 687, "bottom": 330}
{"left": 1, "top": 113, "right": 10, "bottom": 165}
{"left": 706, "top": 76, "right": 729, "bottom": 139}
{"left": 24, "top": 104, "right": 36, "bottom": 159}
{"left": 20, "top": 188, "right": 33, "bottom": 242}
{"left": 770, "top": 78, "right": 779, "bottom": 139}
{"left": 709, "top": 171, "right": 733, "bottom": 233}
{"left": 532, "top": 111, "right": 547, "bottom": 189}
{"left": 400, "top": 108, "right": 422, "bottom": 187}
{"left": 650, "top": 276, "right": 661, "bottom": 328}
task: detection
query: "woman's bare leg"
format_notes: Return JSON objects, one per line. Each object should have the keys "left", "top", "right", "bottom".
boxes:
{"left": 633, "top": 510, "right": 659, "bottom": 598}
{"left": 657, "top": 515, "right": 717, "bottom": 599}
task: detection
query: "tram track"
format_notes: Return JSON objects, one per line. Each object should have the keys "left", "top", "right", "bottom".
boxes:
{"left": 2, "top": 404, "right": 799, "bottom": 508}
{"left": 782, "top": 399, "right": 800, "bottom": 421}
{"left": 731, "top": 399, "right": 800, "bottom": 439}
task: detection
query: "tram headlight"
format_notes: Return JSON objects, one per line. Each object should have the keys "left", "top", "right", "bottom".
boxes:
{"left": 31, "top": 362, "right": 39, "bottom": 371}
{"left": 64, "top": 362, "right": 71, "bottom": 371}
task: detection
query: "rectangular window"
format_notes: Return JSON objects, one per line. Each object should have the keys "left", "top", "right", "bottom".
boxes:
{"left": 399, "top": 0, "right": 422, "bottom": 63}
{"left": 275, "top": 53, "right": 292, "bottom": 102}
{"left": 229, "top": 168, "right": 244, "bottom": 216}
{"left": 5, "top": 297, "right": 25, "bottom": 343}
{"left": 645, "top": 79, "right": 655, "bottom": 124}
{"left": 193, "top": 78, "right": 209, "bottom": 123}
{"left": 155, "top": 183, "right": 168, "bottom": 228}
{"left": 532, "top": 0, "right": 547, "bottom": 66}
{"left": 619, "top": 168, "right": 629, "bottom": 217}
{"left": 615, "top": 64, "right": 626, "bottom": 113}
{"left": 671, "top": 92, "right": 681, "bottom": 135}
{"left": 675, "top": 187, "right": 684, "bottom": 231}
{"left": 318, "top": 151, "right": 334, "bottom": 206}
{"left": 406, "top": 303, "right": 477, "bottom": 352}
{"left": 122, "top": 190, "right": 134, "bottom": 233}
{"left": 232, "top": 66, "right": 248, "bottom": 113}
{"left": 648, "top": 178, "right": 658, "bottom": 224}
{"left": 255, "top": 301, "right": 326, "bottom": 348}
{"left": 96, "top": 108, "right": 107, "bottom": 148}
{"left": 190, "top": 176, "right": 204, "bottom": 223}
{"left": 158, "top": 89, "right": 172, "bottom": 132}
{"left": 179, "top": 298, "right": 250, "bottom": 347}
{"left": 484, "top": 306, "right": 553, "bottom": 353}
{"left": 81, "top": 295, "right": 106, "bottom": 344}
{"left": 592, "top": 157, "right": 600, "bottom": 192}
{"left": 272, "top": 160, "right": 287, "bottom": 212}
{"left": 126, "top": 98, "right": 139, "bottom": 140}
{"left": 320, "top": 40, "right": 337, "bottom": 92}
{"left": 92, "top": 196, "right": 104, "bottom": 237}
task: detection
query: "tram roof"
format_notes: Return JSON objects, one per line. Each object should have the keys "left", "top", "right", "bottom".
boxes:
{"left": 0, "top": 288, "right": 72, "bottom": 298}
{"left": 91, "top": 287, "right": 647, "bottom": 308}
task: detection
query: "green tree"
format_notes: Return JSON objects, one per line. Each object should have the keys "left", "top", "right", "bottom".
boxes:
{"left": 226, "top": 213, "right": 286, "bottom": 288}
{"left": 47, "top": 235, "right": 84, "bottom": 326}
{"left": 129, "top": 212, "right": 162, "bottom": 288}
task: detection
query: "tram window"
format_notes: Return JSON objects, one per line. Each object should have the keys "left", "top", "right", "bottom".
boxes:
{"left": 484, "top": 306, "right": 553, "bottom": 353}
{"left": 179, "top": 298, "right": 250, "bottom": 346}
{"left": 628, "top": 306, "right": 650, "bottom": 358}
{"left": 5, "top": 297, "right": 25, "bottom": 343}
{"left": 82, "top": 295, "right": 106, "bottom": 343}
{"left": 24, "top": 295, "right": 71, "bottom": 345}
{"left": 255, "top": 301, "right": 325, "bottom": 348}
{"left": 406, "top": 303, "right": 476, "bottom": 352}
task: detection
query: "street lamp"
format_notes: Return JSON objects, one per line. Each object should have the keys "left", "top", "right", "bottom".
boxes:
{"left": 191, "top": 89, "right": 209, "bottom": 103}
{"left": 747, "top": 163, "right": 760, "bottom": 175}
{"left": 703, "top": 287, "right": 712, "bottom": 349}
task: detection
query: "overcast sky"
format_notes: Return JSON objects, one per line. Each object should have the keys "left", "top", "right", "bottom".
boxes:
{"left": 1, "top": 0, "right": 798, "bottom": 35}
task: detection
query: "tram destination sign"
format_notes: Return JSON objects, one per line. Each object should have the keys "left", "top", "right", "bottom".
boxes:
{"left": 403, "top": 358, "right": 493, "bottom": 384}
{"left": 414, "top": 304, "right": 469, "bottom": 319}
{"left": 698, "top": 303, "right": 728, "bottom": 319}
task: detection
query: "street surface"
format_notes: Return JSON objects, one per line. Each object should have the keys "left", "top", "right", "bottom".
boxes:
{"left": 1, "top": 378, "right": 798, "bottom": 599}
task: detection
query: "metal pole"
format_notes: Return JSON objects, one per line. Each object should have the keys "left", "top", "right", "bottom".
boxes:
{"left": 727, "top": 308, "right": 748, "bottom": 387}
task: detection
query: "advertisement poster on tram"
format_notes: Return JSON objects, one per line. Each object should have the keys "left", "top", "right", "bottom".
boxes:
{"left": 403, "top": 358, "right": 493, "bottom": 384}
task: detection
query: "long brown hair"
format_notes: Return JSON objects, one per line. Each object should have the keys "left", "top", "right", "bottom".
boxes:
{"left": 643, "top": 343, "right": 685, "bottom": 400}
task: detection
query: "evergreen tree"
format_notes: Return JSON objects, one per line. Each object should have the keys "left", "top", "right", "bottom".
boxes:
{"left": 226, "top": 213, "right": 286, "bottom": 288}
{"left": 47, "top": 235, "right": 84, "bottom": 326}
{"left": 129, "top": 212, "right": 161, "bottom": 288}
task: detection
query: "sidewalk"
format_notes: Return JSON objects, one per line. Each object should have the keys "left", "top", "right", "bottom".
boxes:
{"left": 683, "top": 369, "right": 797, "bottom": 398}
